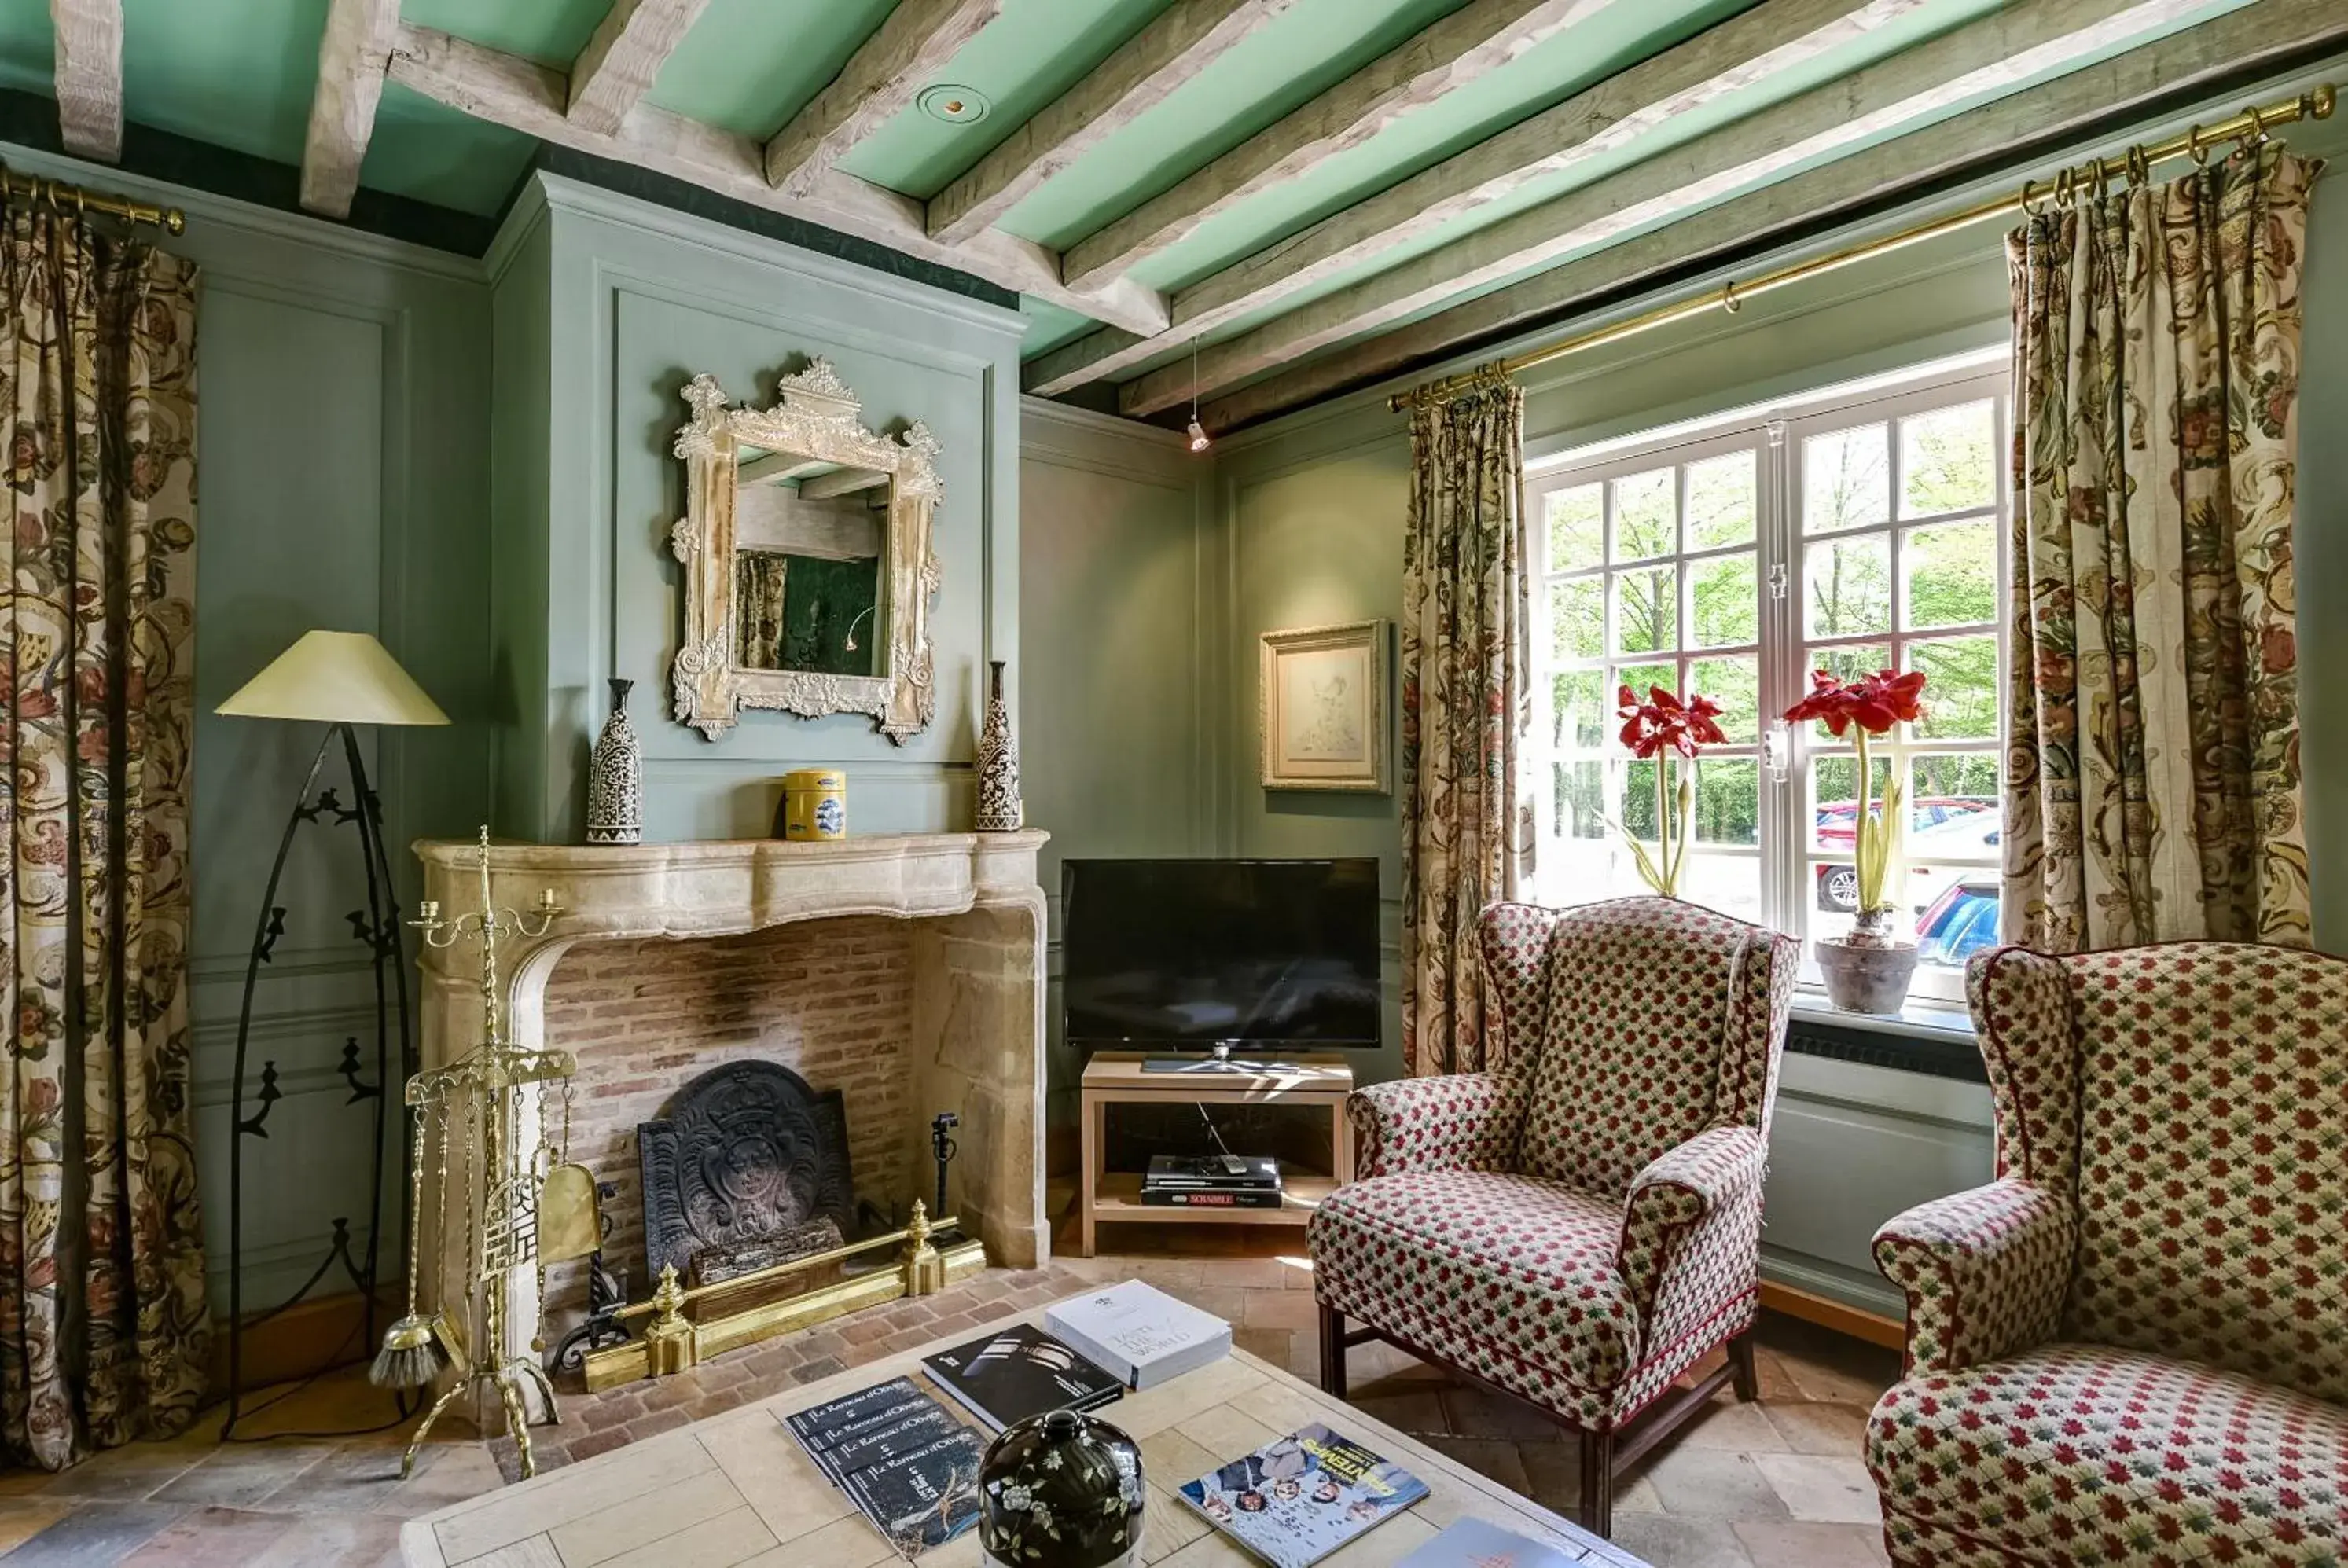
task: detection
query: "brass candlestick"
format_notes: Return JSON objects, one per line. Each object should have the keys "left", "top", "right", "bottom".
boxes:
{"left": 383, "top": 828, "right": 573, "bottom": 1479}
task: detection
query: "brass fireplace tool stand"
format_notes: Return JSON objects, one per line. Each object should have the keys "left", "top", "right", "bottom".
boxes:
{"left": 370, "top": 828, "right": 578, "bottom": 1479}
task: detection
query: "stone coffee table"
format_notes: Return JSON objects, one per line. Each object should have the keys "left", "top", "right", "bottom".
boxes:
{"left": 402, "top": 1305, "right": 1648, "bottom": 1568}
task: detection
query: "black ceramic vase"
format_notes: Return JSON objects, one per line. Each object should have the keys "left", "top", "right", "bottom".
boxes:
{"left": 979, "top": 1408, "right": 1145, "bottom": 1568}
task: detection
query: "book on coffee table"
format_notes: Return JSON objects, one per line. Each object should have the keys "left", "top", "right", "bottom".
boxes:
{"left": 840, "top": 1427, "right": 987, "bottom": 1556}
{"left": 919, "top": 1321, "right": 1123, "bottom": 1432}
{"left": 1045, "top": 1280, "right": 1231, "bottom": 1389}
{"left": 1176, "top": 1423, "right": 1428, "bottom": 1568}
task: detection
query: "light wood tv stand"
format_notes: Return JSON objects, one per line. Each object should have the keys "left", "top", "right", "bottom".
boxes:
{"left": 1073, "top": 1052, "right": 1356, "bottom": 1257}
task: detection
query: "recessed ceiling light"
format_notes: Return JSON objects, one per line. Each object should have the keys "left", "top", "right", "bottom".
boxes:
{"left": 917, "top": 84, "right": 990, "bottom": 126}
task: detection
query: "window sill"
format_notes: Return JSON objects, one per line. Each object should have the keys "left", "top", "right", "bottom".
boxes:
{"left": 1786, "top": 993, "right": 1985, "bottom": 1083}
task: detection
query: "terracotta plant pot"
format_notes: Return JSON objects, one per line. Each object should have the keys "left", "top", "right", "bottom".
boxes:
{"left": 1816, "top": 934, "right": 1920, "bottom": 1015}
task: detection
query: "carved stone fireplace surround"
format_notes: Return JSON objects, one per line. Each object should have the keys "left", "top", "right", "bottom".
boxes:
{"left": 414, "top": 830, "right": 1050, "bottom": 1372}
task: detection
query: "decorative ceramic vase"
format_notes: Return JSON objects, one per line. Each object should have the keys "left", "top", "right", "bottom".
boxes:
{"left": 1817, "top": 906, "right": 1919, "bottom": 1014}
{"left": 975, "top": 659, "right": 1024, "bottom": 832}
{"left": 585, "top": 678, "right": 643, "bottom": 846}
{"left": 979, "top": 1408, "right": 1145, "bottom": 1568}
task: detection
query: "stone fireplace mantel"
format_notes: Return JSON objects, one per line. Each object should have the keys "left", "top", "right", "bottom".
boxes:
{"left": 413, "top": 829, "right": 1049, "bottom": 1368}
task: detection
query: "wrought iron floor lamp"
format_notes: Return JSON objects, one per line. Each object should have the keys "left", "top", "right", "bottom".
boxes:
{"left": 215, "top": 631, "right": 450, "bottom": 1439}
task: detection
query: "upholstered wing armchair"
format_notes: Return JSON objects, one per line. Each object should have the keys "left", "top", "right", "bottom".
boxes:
{"left": 1306, "top": 896, "right": 1795, "bottom": 1535}
{"left": 1868, "top": 942, "right": 2348, "bottom": 1566}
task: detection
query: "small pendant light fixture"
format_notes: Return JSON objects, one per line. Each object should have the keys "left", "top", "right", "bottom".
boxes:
{"left": 1185, "top": 336, "right": 1211, "bottom": 453}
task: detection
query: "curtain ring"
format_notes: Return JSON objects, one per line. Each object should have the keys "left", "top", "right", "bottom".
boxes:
{"left": 2186, "top": 123, "right": 2210, "bottom": 166}
{"left": 2236, "top": 103, "right": 2267, "bottom": 156}
{"left": 2087, "top": 159, "right": 2110, "bottom": 204}
{"left": 2055, "top": 166, "right": 2077, "bottom": 207}
{"left": 2125, "top": 144, "right": 2151, "bottom": 189}
{"left": 1721, "top": 279, "right": 1741, "bottom": 314}
{"left": 2020, "top": 178, "right": 2045, "bottom": 217}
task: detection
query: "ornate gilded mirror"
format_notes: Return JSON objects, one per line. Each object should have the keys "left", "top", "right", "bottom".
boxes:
{"left": 669, "top": 361, "right": 941, "bottom": 742}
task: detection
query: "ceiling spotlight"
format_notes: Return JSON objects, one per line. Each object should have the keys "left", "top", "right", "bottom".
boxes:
{"left": 1185, "top": 336, "right": 1211, "bottom": 454}
{"left": 917, "top": 84, "right": 990, "bottom": 125}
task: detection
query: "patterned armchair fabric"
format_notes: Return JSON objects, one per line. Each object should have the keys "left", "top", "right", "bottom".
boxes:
{"left": 1868, "top": 942, "right": 2348, "bottom": 1566}
{"left": 1309, "top": 897, "right": 1795, "bottom": 1431}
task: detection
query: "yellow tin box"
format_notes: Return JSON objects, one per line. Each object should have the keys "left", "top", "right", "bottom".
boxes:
{"left": 777, "top": 769, "right": 847, "bottom": 840}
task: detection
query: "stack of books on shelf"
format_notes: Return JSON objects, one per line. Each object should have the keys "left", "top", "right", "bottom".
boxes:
{"left": 1140, "top": 1152, "right": 1284, "bottom": 1209}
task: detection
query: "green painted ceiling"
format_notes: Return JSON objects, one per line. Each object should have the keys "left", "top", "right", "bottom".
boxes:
{"left": 0, "top": 0, "right": 2265, "bottom": 387}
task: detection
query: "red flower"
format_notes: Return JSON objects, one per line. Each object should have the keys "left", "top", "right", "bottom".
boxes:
{"left": 1616, "top": 684, "right": 1726, "bottom": 760}
{"left": 1781, "top": 667, "right": 1927, "bottom": 737}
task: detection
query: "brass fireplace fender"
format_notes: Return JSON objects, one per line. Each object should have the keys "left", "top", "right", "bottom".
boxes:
{"left": 581, "top": 1200, "right": 986, "bottom": 1392}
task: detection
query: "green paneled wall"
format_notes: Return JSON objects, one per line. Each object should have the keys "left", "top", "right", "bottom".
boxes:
{"left": 1017, "top": 401, "right": 1223, "bottom": 1128}
{"left": 486, "top": 175, "right": 1026, "bottom": 845}
{"left": 0, "top": 141, "right": 498, "bottom": 1315}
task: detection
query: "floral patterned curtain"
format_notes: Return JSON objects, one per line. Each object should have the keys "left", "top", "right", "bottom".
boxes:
{"left": 2004, "top": 144, "right": 2317, "bottom": 953}
{"left": 0, "top": 204, "right": 204, "bottom": 1470}
{"left": 1402, "top": 371, "right": 1531, "bottom": 1077}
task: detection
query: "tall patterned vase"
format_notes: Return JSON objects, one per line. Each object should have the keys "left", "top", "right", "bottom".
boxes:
{"left": 974, "top": 659, "right": 1024, "bottom": 832}
{"left": 586, "top": 677, "right": 644, "bottom": 846}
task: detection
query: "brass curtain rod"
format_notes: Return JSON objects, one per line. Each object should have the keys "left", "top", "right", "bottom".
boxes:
{"left": 0, "top": 166, "right": 185, "bottom": 236}
{"left": 1391, "top": 82, "right": 2335, "bottom": 413}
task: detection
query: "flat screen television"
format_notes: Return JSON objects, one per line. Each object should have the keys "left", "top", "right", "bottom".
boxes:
{"left": 1060, "top": 857, "right": 1381, "bottom": 1058}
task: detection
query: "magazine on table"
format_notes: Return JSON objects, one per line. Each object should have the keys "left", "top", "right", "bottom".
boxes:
{"left": 1175, "top": 1422, "right": 1428, "bottom": 1568}
{"left": 920, "top": 1321, "right": 1123, "bottom": 1432}
{"left": 1395, "top": 1518, "right": 1581, "bottom": 1568}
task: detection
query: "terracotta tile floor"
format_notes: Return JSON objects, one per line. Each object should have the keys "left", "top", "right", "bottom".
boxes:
{"left": 0, "top": 1227, "right": 1899, "bottom": 1567}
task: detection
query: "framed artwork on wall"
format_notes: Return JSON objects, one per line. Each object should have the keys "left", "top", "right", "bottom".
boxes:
{"left": 1259, "top": 619, "right": 1390, "bottom": 793}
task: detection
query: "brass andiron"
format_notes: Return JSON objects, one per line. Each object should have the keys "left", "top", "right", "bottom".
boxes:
{"left": 376, "top": 827, "right": 572, "bottom": 1478}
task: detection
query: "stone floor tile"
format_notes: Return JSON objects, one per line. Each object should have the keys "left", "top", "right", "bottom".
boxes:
{"left": 1609, "top": 1511, "right": 1758, "bottom": 1568}
{"left": 1440, "top": 1386, "right": 1569, "bottom": 1444}
{"left": 0, "top": 1500, "right": 184, "bottom": 1565}
{"left": 149, "top": 1440, "right": 338, "bottom": 1507}
{"left": 1421, "top": 1436, "right": 1530, "bottom": 1496}
{"left": 247, "top": 1511, "right": 407, "bottom": 1568}
{"left": 0, "top": 1498, "right": 74, "bottom": 1552}
{"left": 1758, "top": 1399, "right": 1872, "bottom": 1458}
{"left": 1733, "top": 1520, "right": 1891, "bottom": 1567}
{"left": 1347, "top": 1388, "right": 1449, "bottom": 1437}
{"left": 1751, "top": 1453, "right": 1880, "bottom": 1524}
{"left": 1239, "top": 1289, "right": 1319, "bottom": 1331}
{"left": 1637, "top": 1447, "right": 1791, "bottom": 1522}
{"left": 114, "top": 1504, "right": 298, "bottom": 1566}
{"left": 1674, "top": 1395, "right": 1789, "bottom": 1453}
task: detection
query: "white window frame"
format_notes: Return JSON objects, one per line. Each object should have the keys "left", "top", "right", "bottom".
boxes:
{"left": 1525, "top": 357, "right": 2010, "bottom": 1004}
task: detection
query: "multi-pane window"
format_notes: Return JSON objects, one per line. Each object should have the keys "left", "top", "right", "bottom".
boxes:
{"left": 1529, "top": 364, "right": 2008, "bottom": 1003}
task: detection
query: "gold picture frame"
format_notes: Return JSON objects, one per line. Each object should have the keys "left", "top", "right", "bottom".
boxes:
{"left": 1259, "top": 619, "right": 1390, "bottom": 793}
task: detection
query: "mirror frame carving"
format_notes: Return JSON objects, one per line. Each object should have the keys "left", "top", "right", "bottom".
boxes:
{"left": 669, "top": 362, "right": 942, "bottom": 743}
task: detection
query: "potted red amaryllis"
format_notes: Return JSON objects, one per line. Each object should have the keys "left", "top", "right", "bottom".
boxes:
{"left": 1614, "top": 684, "right": 1726, "bottom": 898}
{"left": 1784, "top": 667, "right": 1928, "bottom": 1013}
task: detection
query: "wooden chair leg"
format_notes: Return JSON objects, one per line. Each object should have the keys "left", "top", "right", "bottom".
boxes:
{"left": 1317, "top": 1302, "right": 1347, "bottom": 1398}
{"left": 1729, "top": 1331, "right": 1758, "bottom": 1402}
{"left": 1578, "top": 1428, "right": 1615, "bottom": 1537}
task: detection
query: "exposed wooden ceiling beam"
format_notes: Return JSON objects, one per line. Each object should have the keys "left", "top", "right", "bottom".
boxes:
{"left": 568, "top": 0, "right": 713, "bottom": 135}
{"left": 1026, "top": 0, "right": 1931, "bottom": 397}
{"left": 385, "top": 24, "right": 1170, "bottom": 336}
{"left": 765, "top": 0, "right": 1001, "bottom": 198}
{"left": 1060, "top": 0, "right": 1623, "bottom": 292}
{"left": 799, "top": 466, "right": 891, "bottom": 500}
{"left": 926, "top": 0, "right": 1296, "bottom": 245}
{"left": 1116, "top": 0, "right": 2214, "bottom": 414}
{"left": 1197, "top": 0, "right": 2348, "bottom": 431}
{"left": 299, "top": 0, "right": 402, "bottom": 217}
{"left": 50, "top": 0, "right": 123, "bottom": 163}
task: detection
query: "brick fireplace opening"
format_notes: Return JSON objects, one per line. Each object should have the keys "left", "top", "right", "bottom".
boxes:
{"left": 537, "top": 916, "right": 923, "bottom": 1327}
{"left": 413, "top": 832, "right": 1050, "bottom": 1372}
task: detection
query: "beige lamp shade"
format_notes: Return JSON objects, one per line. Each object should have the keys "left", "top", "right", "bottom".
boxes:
{"left": 215, "top": 630, "right": 450, "bottom": 726}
